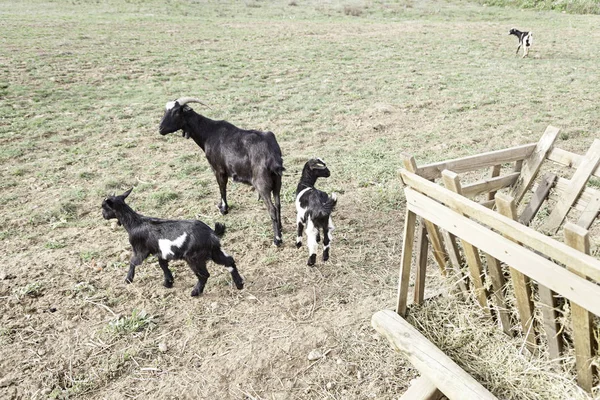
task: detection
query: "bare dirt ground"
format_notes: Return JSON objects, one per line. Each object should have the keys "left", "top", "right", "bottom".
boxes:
{"left": 1, "top": 0, "right": 599, "bottom": 399}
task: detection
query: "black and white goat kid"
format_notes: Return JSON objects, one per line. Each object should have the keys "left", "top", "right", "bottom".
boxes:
{"left": 158, "top": 97, "right": 285, "bottom": 246}
{"left": 295, "top": 159, "right": 337, "bottom": 266}
{"left": 509, "top": 28, "right": 533, "bottom": 58}
{"left": 102, "top": 188, "right": 244, "bottom": 296}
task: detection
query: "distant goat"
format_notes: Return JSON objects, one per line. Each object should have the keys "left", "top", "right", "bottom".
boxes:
{"left": 295, "top": 159, "right": 337, "bottom": 266}
{"left": 509, "top": 28, "right": 533, "bottom": 58}
{"left": 102, "top": 188, "right": 244, "bottom": 296}
{"left": 158, "top": 97, "right": 285, "bottom": 246}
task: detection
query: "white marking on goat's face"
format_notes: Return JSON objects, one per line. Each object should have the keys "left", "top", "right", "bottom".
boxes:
{"left": 165, "top": 101, "right": 177, "bottom": 110}
{"left": 158, "top": 233, "right": 188, "bottom": 259}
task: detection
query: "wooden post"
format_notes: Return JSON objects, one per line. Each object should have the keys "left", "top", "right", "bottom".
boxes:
{"left": 487, "top": 164, "right": 502, "bottom": 201}
{"left": 440, "top": 229, "right": 469, "bottom": 295}
{"left": 564, "top": 223, "right": 594, "bottom": 392}
{"left": 541, "top": 139, "right": 600, "bottom": 234}
{"left": 442, "top": 170, "right": 490, "bottom": 315}
{"left": 403, "top": 154, "right": 448, "bottom": 273}
{"left": 576, "top": 193, "right": 600, "bottom": 230}
{"left": 519, "top": 172, "right": 557, "bottom": 226}
{"left": 397, "top": 209, "right": 418, "bottom": 317}
{"left": 495, "top": 193, "right": 537, "bottom": 353}
{"left": 483, "top": 253, "right": 511, "bottom": 335}
{"left": 372, "top": 310, "right": 498, "bottom": 400}
{"left": 414, "top": 220, "right": 430, "bottom": 306}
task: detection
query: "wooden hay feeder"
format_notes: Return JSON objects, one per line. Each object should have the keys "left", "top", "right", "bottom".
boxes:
{"left": 373, "top": 126, "right": 600, "bottom": 399}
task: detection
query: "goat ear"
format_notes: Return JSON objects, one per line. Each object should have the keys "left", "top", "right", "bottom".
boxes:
{"left": 121, "top": 187, "right": 133, "bottom": 199}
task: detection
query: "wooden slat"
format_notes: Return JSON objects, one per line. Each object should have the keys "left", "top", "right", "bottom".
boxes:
{"left": 547, "top": 147, "right": 600, "bottom": 179}
{"left": 404, "top": 154, "right": 448, "bottom": 273}
{"left": 543, "top": 177, "right": 600, "bottom": 213}
{"left": 397, "top": 209, "right": 418, "bottom": 317}
{"left": 399, "top": 170, "right": 600, "bottom": 282}
{"left": 537, "top": 285, "right": 563, "bottom": 360}
{"left": 442, "top": 170, "right": 490, "bottom": 314}
{"left": 483, "top": 253, "right": 512, "bottom": 335}
{"left": 404, "top": 187, "right": 600, "bottom": 318}
{"left": 417, "top": 143, "right": 537, "bottom": 180}
{"left": 400, "top": 376, "right": 444, "bottom": 400}
{"left": 372, "top": 310, "right": 498, "bottom": 400}
{"left": 487, "top": 165, "right": 502, "bottom": 201}
{"left": 576, "top": 192, "right": 600, "bottom": 230}
{"left": 414, "top": 221, "right": 429, "bottom": 306}
{"left": 541, "top": 139, "right": 600, "bottom": 234}
{"left": 564, "top": 223, "right": 594, "bottom": 392}
{"left": 518, "top": 172, "right": 557, "bottom": 226}
{"left": 440, "top": 229, "right": 470, "bottom": 295}
{"left": 495, "top": 193, "right": 537, "bottom": 353}
{"left": 461, "top": 172, "right": 520, "bottom": 198}
{"left": 510, "top": 125, "right": 560, "bottom": 204}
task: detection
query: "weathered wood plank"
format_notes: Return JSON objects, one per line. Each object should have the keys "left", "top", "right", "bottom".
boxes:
{"left": 440, "top": 229, "right": 470, "bottom": 295}
{"left": 510, "top": 125, "right": 560, "bottom": 204}
{"left": 487, "top": 165, "right": 502, "bottom": 201}
{"left": 542, "top": 177, "right": 600, "bottom": 213}
{"left": 495, "top": 193, "right": 537, "bottom": 353}
{"left": 397, "top": 209, "right": 418, "bottom": 317}
{"left": 417, "top": 143, "right": 537, "bottom": 181}
{"left": 414, "top": 221, "right": 429, "bottom": 306}
{"left": 519, "top": 172, "right": 557, "bottom": 226}
{"left": 461, "top": 172, "right": 520, "bottom": 198}
{"left": 547, "top": 147, "right": 600, "bottom": 179}
{"left": 400, "top": 376, "right": 444, "bottom": 400}
{"left": 576, "top": 193, "right": 600, "bottom": 230}
{"left": 404, "top": 187, "right": 600, "bottom": 318}
{"left": 537, "top": 286, "right": 563, "bottom": 360}
{"left": 541, "top": 139, "right": 600, "bottom": 234}
{"left": 564, "top": 223, "right": 594, "bottom": 392}
{"left": 372, "top": 310, "right": 498, "bottom": 400}
{"left": 483, "top": 253, "right": 512, "bottom": 335}
{"left": 442, "top": 170, "right": 490, "bottom": 314}
{"left": 400, "top": 170, "right": 600, "bottom": 282}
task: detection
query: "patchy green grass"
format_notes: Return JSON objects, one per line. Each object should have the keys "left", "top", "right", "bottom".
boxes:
{"left": 0, "top": 0, "right": 598, "bottom": 399}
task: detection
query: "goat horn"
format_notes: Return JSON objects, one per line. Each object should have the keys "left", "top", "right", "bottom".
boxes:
{"left": 175, "top": 97, "right": 210, "bottom": 109}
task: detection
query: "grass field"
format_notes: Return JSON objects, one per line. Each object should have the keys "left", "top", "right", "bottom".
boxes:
{"left": 1, "top": 0, "right": 600, "bottom": 398}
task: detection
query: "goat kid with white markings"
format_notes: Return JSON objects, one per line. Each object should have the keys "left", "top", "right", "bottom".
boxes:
{"left": 295, "top": 159, "right": 337, "bottom": 266}
{"left": 158, "top": 97, "right": 285, "bottom": 246}
{"left": 102, "top": 188, "right": 244, "bottom": 296}
{"left": 509, "top": 28, "right": 533, "bottom": 58}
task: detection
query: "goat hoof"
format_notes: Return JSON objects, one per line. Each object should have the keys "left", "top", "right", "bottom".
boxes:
{"left": 307, "top": 254, "right": 316, "bottom": 266}
{"left": 316, "top": 233, "right": 321, "bottom": 243}
{"left": 216, "top": 204, "right": 228, "bottom": 215}
{"left": 235, "top": 281, "right": 244, "bottom": 290}
{"left": 296, "top": 241, "right": 302, "bottom": 249}
{"left": 125, "top": 277, "right": 133, "bottom": 284}
{"left": 191, "top": 288, "right": 203, "bottom": 297}
{"left": 164, "top": 280, "right": 174, "bottom": 288}
{"left": 273, "top": 238, "right": 283, "bottom": 247}
{"left": 323, "top": 255, "right": 329, "bottom": 262}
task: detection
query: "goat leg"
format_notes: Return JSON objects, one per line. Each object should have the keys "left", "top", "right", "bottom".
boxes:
{"left": 296, "top": 220, "right": 304, "bottom": 248}
{"left": 189, "top": 260, "right": 210, "bottom": 297}
{"left": 215, "top": 172, "right": 229, "bottom": 215}
{"left": 158, "top": 259, "right": 174, "bottom": 288}
{"left": 125, "top": 253, "right": 145, "bottom": 284}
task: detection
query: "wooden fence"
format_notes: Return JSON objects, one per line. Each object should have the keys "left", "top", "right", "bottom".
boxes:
{"left": 375, "top": 126, "right": 600, "bottom": 398}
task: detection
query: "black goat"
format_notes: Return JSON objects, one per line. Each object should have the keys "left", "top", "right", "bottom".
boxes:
{"left": 295, "top": 158, "right": 337, "bottom": 266}
{"left": 158, "top": 97, "right": 285, "bottom": 246}
{"left": 101, "top": 188, "right": 244, "bottom": 296}
{"left": 509, "top": 28, "right": 533, "bottom": 58}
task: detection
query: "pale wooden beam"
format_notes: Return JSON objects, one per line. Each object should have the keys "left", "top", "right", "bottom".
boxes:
{"left": 461, "top": 172, "right": 520, "bottom": 198}
{"left": 372, "top": 310, "right": 498, "bottom": 400}
{"left": 397, "top": 209, "right": 418, "bottom": 317}
{"left": 487, "top": 164, "right": 502, "bottom": 201}
{"left": 442, "top": 170, "right": 490, "bottom": 315}
{"left": 519, "top": 172, "right": 556, "bottom": 226}
{"left": 400, "top": 376, "right": 444, "bottom": 400}
{"left": 413, "top": 221, "right": 429, "bottom": 306}
{"left": 541, "top": 139, "right": 600, "bottom": 234}
{"left": 495, "top": 193, "right": 536, "bottom": 352}
{"left": 417, "top": 143, "right": 536, "bottom": 181}
{"left": 547, "top": 147, "right": 600, "bottom": 179}
{"left": 564, "top": 223, "right": 594, "bottom": 392}
{"left": 510, "top": 125, "right": 560, "bottom": 204}
{"left": 576, "top": 192, "right": 600, "bottom": 230}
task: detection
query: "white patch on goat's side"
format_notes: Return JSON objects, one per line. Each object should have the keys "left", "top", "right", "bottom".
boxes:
{"left": 166, "top": 101, "right": 176, "bottom": 110}
{"left": 295, "top": 188, "right": 311, "bottom": 222}
{"left": 158, "top": 233, "right": 188, "bottom": 259}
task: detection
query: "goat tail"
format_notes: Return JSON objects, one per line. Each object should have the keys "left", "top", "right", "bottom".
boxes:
{"left": 214, "top": 223, "right": 226, "bottom": 238}
{"left": 316, "top": 193, "right": 337, "bottom": 219}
